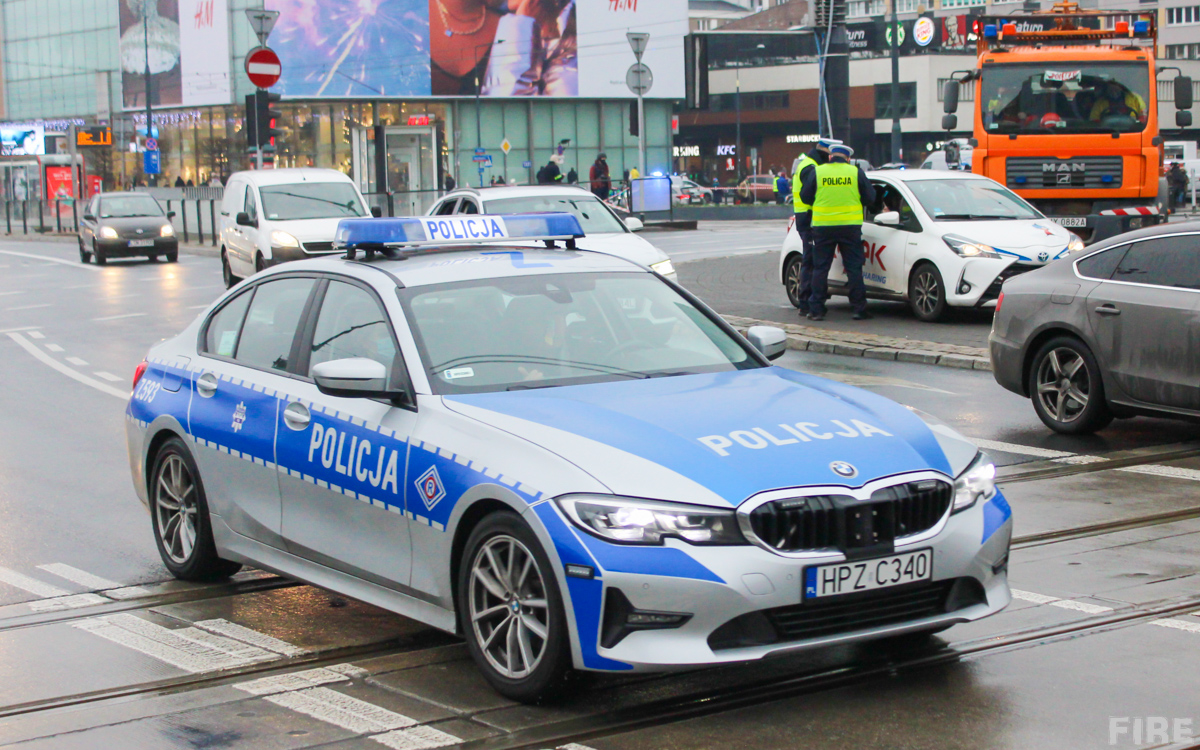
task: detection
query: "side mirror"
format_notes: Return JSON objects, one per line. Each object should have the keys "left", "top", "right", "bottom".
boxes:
{"left": 942, "top": 80, "right": 959, "bottom": 114}
{"left": 166, "top": 210, "right": 176, "bottom": 219}
{"left": 942, "top": 114, "right": 958, "bottom": 131}
{"left": 1175, "top": 75, "right": 1193, "bottom": 110}
{"left": 1178, "top": 111, "right": 1193, "bottom": 128}
{"left": 82, "top": 213, "right": 95, "bottom": 222}
{"left": 746, "top": 325, "right": 787, "bottom": 361}
{"left": 624, "top": 216, "right": 644, "bottom": 232}
{"left": 371, "top": 206, "right": 383, "bottom": 218}
{"left": 236, "top": 211, "right": 255, "bottom": 227}
{"left": 312, "top": 358, "right": 397, "bottom": 399}
{"left": 875, "top": 211, "right": 901, "bottom": 226}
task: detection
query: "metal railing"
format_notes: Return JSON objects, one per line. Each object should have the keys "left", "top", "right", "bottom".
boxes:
{"left": 0, "top": 197, "right": 223, "bottom": 246}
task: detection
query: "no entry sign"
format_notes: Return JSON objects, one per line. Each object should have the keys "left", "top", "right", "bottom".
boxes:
{"left": 245, "top": 47, "right": 281, "bottom": 89}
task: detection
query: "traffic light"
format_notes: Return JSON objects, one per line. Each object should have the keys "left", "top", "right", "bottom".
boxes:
{"left": 244, "top": 94, "right": 259, "bottom": 149}
{"left": 255, "top": 90, "right": 282, "bottom": 155}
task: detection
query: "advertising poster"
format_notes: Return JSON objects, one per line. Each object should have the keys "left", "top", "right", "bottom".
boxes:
{"left": 45, "top": 166, "right": 74, "bottom": 201}
{"left": 264, "top": 0, "right": 684, "bottom": 99}
{"left": 0, "top": 125, "right": 45, "bottom": 156}
{"left": 120, "top": 0, "right": 231, "bottom": 109}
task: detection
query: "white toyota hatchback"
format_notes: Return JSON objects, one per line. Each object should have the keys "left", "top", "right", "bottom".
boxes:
{"left": 779, "top": 171, "right": 1085, "bottom": 321}
{"left": 428, "top": 185, "right": 676, "bottom": 280}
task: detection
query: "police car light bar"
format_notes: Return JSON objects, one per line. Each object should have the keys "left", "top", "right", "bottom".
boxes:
{"left": 334, "top": 213, "right": 585, "bottom": 259}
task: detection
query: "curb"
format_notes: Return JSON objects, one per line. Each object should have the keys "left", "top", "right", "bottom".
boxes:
{"left": 723, "top": 315, "right": 993, "bottom": 372}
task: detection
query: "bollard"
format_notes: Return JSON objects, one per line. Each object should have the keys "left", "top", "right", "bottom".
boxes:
{"left": 5, "top": 201, "right": 10, "bottom": 235}
{"left": 195, "top": 199, "right": 203, "bottom": 244}
{"left": 55, "top": 199, "right": 62, "bottom": 233}
{"left": 38, "top": 199, "right": 44, "bottom": 233}
{"left": 210, "top": 200, "right": 218, "bottom": 246}
{"left": 71, "top": 199, "right": 78, "bottom": 232}
{"left": 21, "top": 200, "right": 27, "bottom": 234}
{"left": 181, "top": 201, "right": 190, "bottom": 244}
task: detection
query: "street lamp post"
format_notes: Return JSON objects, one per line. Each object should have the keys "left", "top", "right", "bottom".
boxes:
{"left": 735, "top": 43, "right": 766, "bottom": 183}
{"left": 889, "top": 0, "right": 903, "bottom": 163}
{"left": 473, "top": 41, "right": 502, "bottom": 187}
{"left": 143, "top": 11, "right": 155, "bottom": 187}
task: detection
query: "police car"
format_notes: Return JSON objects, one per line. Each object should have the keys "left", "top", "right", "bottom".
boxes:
{"left": 780, "top": 170, "right": 1085, "bottom": 321}
{"left": 126, "top": 212, "right": 1012, "bottom": 702}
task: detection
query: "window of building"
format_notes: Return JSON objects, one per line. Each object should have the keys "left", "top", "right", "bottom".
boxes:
{"left": 941, "top": 0, "right": 985, "bottom": 8}
{"left": 1165, "top": 43, "right": 1200, "bottom": 60}
{"left": 848, "top": 0, "right": 884, "bottom": 17}
{"left": 708, "top": 91, "right": 791, "bottom": 112}
{"left": 894, "top": 0, "right": 920, "bottom": 12}
{"left": 936, "top": 79, "right": 976, "bottom": 102}
{"left": 874, "top": 82, "right": 918, "bottom": 119}
{"left": 1167, "top": 5, "right": 1200, "bottom": 24}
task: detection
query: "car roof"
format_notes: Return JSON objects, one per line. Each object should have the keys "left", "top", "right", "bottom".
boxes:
{"left": 867, "top": 169, "right": 993, "bottom": 182}
{"left": 1084, "top": 219, "right": 1200, "bottom": 252}
{"left": 257, "top": 244, "right": 646, "bottom": 289}
{"left": 228, "top": 168, "right": 354, "bottom": 186}
{"left": 443, "top": 185, "right": 597, "bottom": 202}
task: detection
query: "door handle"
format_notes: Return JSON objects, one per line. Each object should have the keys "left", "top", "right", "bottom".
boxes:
{"left": 1094, "top": 304, "right": 1121, "bottom": 317}
{"left": 196, "top": 372, "right": 219, "bottom": 398}
{"left": 283, "top": 402, "right": 310, "bottom": 431}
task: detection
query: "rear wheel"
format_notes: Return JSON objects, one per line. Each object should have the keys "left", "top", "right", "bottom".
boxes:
{"left": 458, "top": 512, "right": 571, "bottom": 703}
{"left": 149, "top": 437, "right": 242, "bottom": 581}
{"left": 784, "top": 254, "right": 806, "bottom": 309}
{"left": 908, "top": 263, "right": 945, "bottom": 322}
{"left": 1029, "top": 336, "right": 1112, "bottom": 434}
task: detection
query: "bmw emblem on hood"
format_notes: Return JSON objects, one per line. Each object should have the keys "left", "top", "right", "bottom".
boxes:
{"left": 830, "top": 461, "right": 858, "bottom": 478}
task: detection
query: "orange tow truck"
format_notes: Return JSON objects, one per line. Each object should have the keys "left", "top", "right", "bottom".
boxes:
{"left": 940, "top": 2, "right": 1193, "bottom": 243}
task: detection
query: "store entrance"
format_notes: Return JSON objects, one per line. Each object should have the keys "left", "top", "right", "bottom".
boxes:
{"left": 350, "top": 125, "right": 438, "bottom": 217}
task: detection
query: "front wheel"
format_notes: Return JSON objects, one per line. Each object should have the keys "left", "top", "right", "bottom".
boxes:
{"left": 221, "top": 250, "right": 241, "bottom": 289}
{"left": 784, "top": 254, "right": 806, "bottom": 309}
{"left": 93, "top": 241, "right": 107, "bottom": 266}
{"left": 908, "top": 263, "right": 945, "bottom": 322}
{"left": 458, "top": 512, "right": 571, "bottom": 703}
{"left": 1029, "top": 336, "right": 1112, "bottom": 434}
{"left": 149, "top": 438, "right": 242, "bottom": 581}
{"left": 78, "top": 239, "right": 90, "bottom": 264}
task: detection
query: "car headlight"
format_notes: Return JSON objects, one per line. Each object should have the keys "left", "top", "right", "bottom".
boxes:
{"left": 943, "top": 234, "right": 1004, "bottom": 260}
{"left": 649, "top": 259, "right": 675, "bottom": 276}
{"left": 160, "top": 223, "right": 174, "bottom": 237}
{"left": 270, "top": 230, "right": 300, "bottom": 248}
{"left": 1067, "top": 233, "right": 1085, "bottom": 254}
{"left": 556, "top": 495, "right": 745, "bottom": 546}
{"left": 99, "top": 226, "right": 118, "bottom": 239}
{"left": 953, "top": 451, "right": 996, "bottom": 513}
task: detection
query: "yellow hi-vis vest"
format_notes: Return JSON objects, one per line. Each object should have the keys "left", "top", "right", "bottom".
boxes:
{"left": 792, "top": 155, "right": 817, "bottom": 212}
{"left": 811, "top": 161, "right": 863, "bottom": 227}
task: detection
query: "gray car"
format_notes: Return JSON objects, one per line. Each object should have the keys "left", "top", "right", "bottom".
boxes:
{"left": 990, "top": 221, "right": 1200, "bottom": 434}
{"left": 78, "top": 192, "right": 178, "bottom": 265}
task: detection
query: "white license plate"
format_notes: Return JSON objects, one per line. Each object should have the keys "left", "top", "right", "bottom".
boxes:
{"left": 128, "top": 238, "right": 155, "bottom": 247}
{"left": 804, "top": 549, "right": 933, "bottom": 599}
{"left": 1051, "top": 217, "right": 1087, "bottom": 227}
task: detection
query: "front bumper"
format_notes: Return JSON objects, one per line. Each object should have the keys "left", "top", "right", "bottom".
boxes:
{"left": 548, "top": 491, "right": 1013, "bottom": 672}
{"left": 96, "top": 237, "right": 178, "bottom": 257}
{"left": 946, "top": 259, "right": 1042, "bottom": 309}
{"left": 268, "top": 242, "right": 341, "bottom": 264}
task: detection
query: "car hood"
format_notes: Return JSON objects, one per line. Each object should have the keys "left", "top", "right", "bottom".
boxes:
{"left": 442, "top": 367, "right": 958, "bottom": 508}
{"left": 937, "top": 219, "right": 1072, "bottom": 262}
{"left": 508, "top": 232, "right": 667, "bottom": 267}
{"left": 265, "top": 217, "right": 361, "bottom": 242}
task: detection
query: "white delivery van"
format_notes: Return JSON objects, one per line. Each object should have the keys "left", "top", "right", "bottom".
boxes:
{"left": 218, "top": 168, "right": 377, "bottom": 287}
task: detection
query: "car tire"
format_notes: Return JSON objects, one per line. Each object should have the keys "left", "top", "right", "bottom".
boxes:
{"left": 149, "top": 437, "right": 242, "bottom": 581}
{"left": 78, "top": 239, "right": 90, "bottom": 264}
{"left": 93, "top": 241, "right": 107, "bottom": 266}
{"left": 148, "top": 254, "right": 159, "bottom": 263}
{"left": 221, "top": 250, "right": 241, "bottom": 289}
{"left": 784, "top": 254, "right": 806, "bottom": 309}
{"left": 165, "top": 250, "right": 178, "bottom": 263}
{"left": 908, "top": 263, "right": 945, "bottom": 322}
{"left": 255, "top": 254, "right": 267, "bottom": 274}
{"left": 1029, "top": 336, "right": 1113, "bottom": 434}
{"left": 457, "top": 511, "right": 572, "bottom": 704}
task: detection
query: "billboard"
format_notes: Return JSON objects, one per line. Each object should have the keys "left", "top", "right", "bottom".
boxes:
{"left": 119, "top": 0, "right": 231, "bottom": 109}
{"left": 264, "top": 0, "right": 686, "bottom": 99}
{"left": 0, "top": 125, "right": 44, "bottom": 156}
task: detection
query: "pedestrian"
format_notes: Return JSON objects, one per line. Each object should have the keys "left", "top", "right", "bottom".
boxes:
{"left": 444, "top": 172, "right": 456, "bottom": 192}
{"left": 790, "top": 139, "right": 834, "bottom": 317}
{"left": 590, "top": 153, "right": 611, "bottom": 200}
{"left": 174, "top": 175, "right": 185, "bottom": 187}
{"left": 567, "top": 167, "right": 578, "bottom": 184}
{"left": 799, "top": 142, "right": 876, "bottom": 321}
{"left": 629, "top": 165, "right": 640, "bottom": 180}
{"left": 1168, "top": 162, "right": 1188, "bottom": 210}
{"left": 538, "top": 154, "right": 563, "bottom": 184}
{"left": 209, "top": 174, "right": 222, "bottom": 187}
{"left": 774, "top": 171, "right": 789, "bottom": 205}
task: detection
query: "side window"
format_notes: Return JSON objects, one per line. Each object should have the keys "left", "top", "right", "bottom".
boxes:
{"left": 204, "top": 290, "right": 253, "bottom": 357}
{"left": 870, "top": 183, "right": 922, "bottom": 233}
{"left": 1076, "top": 246, "right": 1129, "bottom": 280}
{"left": 1112, "top": 236, "right": 1200, "bottom": 289}
{"left": 308, "top": 281, "right": 399, "bottom": 378}
{"left": 243, "top": 187, "right": 258, "bottom": 224}
{"left": 88, "top": 196, "right": 99, "bottom": 216}
{"left": 222, "top": 182, "right": 244, "bottom": 215}
{"left": 235, "top": 278, "right": 316, "bottom": 372}
{"left": 458, "top": 199, "right": 479, "bottom": 215}
{"left": 435, "top": 199, "right": 459, "bottom": 215}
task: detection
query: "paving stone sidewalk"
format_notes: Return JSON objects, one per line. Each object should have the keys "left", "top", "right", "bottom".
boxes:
{"left": 724, "top": 315, "right": 993, "bottom": 371}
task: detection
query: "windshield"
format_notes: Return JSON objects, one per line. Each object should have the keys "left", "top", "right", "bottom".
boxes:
{"left": 483, "top": 195, "right": 626, "bottom": 234}
{"left": 906, "top": 179, "right": 1042, "bottom": 221}
{"left": 258, "top": 183, "right": 368, "bottom": 221}
{"left": 99, "top": 195, "right": 163, "bottom": 218}
{"left": 401, "top": 272, "right": 758, "bottom": 394}
{"left": 981, "top": 62, "right": 1150, "bottom": 134}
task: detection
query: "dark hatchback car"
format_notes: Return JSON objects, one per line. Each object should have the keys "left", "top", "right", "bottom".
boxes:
{"left": 990, "top": 222, "right": 1200, "bottom": 434}
{"left": 78, "top": 192, "right": 178, "bottom": 265}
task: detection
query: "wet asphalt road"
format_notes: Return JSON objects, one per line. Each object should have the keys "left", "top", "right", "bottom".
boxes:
{"left": 0, "top": 237, "right": 1198, "bottom": 750}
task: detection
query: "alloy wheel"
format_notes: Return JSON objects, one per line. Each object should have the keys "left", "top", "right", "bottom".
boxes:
{"left": 469, "top": 534, "right": 551, "bottom": 680}
{"left": 154, "top": 454, "right": 199, "bottom": 564}
{"left": 1036, "top": 347, "right": 1090, "bottom": 423}
{"left": 785, "top": 258, "right": 804, "bottom": 307}
{"left": 913, "top": 270, "right": 940, "bottom": 318}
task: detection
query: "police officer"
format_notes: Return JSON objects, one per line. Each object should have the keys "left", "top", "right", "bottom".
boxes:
{"left": 799, "top": 143, "right": 875, "bottom": 321}
{"left": 790, "top": 139, "right": 835, "bottom": 317}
